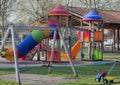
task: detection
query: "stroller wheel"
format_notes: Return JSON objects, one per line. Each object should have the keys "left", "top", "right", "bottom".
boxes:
{"left": 95, "top": 78, "right": 99, "bottom": 82}
{"left": 95, "top": 77, "right": 101, "bottom": 82}
{"left": 110, "top": 80, "right": 114, "bottom": 83}
{"left": 103, "top": 79, "right": 108, "bottom": 83}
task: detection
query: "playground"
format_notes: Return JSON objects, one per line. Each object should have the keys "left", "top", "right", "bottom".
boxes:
{"left": 0, "top": 4, "right": 120, "bottom": 85}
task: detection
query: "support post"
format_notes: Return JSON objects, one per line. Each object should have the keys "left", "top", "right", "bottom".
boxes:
{"left": 48, "top": 30, "right": 56, "bottom": 73}
{"left": 91, "top": 21, "right": 94, "bottom": 60}
{"left": 10, "top": 24, "right": 21, "bottom": 85}
{"left": 68, "top": 16, "right": 72, "bottom": 59}
{"left": 37, "top": 44, "right": 40, "bottom": 61}
{"left": 0, "top": 27, "right": 10, "bottom": 51}
{"left": 101, "top": 22, "right": 104, "bottom": 60}
{"left": 59, "top": 32, "right": 78, "bottom": 77}
{"left": 117, "top": 29, "right": 119, "bottom": 50}
{"left": 113, "top": 29, "right": 115, "bottom": 49}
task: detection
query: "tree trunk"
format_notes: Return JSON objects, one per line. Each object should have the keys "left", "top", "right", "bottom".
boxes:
{"left": 1, "top": 15, "right": 5, "bottom": 50}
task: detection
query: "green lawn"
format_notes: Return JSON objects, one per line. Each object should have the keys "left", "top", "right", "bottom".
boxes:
{"left": 0, "top": 68, "right": 15, "bottom": 75}
{"left": 0, "top": 62, "right": 120, "bottom": 85}
{"left": 103, "top": 53, "right": 120, "bottom": 60}
{"left": 20, "top": 62, "right": 120, "bottom": 85}
{"left": 0, "top": 53, "right": 120, "bottom": 85}
{"left": 0, "top": 80, "right": 20, "bottom": 85}
{"left": 0, "top": 80, "right": 30, "bottom": 85}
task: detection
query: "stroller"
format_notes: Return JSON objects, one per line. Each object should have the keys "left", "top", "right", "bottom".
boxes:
{"left": 95, "top": 60, "right": 119, "bottom": 83}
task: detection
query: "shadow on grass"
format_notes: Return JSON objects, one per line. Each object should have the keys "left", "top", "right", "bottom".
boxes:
{"left": 112, "top": 81, "right": 120, "bottom": 84}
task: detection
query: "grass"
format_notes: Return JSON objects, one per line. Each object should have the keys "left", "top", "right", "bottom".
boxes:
{"left": 0, "top": 53, "right": 120, "bottom": 85}
{"left": 0, "top": 80, "right": 20, "bottom": 85}
{"left": 0, "top": 63, "right": 120, "bottom": 85}
{"left": 0, "top": 80, "right": 30, "bottom": 85}
{"left": 0, "top": 68, "right": 15, "bottom": 75}
{"left": 20, "top": 62, "right": 120, "bottom": 85}
{"left": 103, "top": 53, "right": 120, "bottom": 60}
{"left": 0, "top": 78, "right": 30, "bottom": 85}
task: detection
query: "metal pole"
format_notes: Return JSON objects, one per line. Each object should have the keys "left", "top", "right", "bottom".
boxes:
{"left": 0, "top": 27, "right": 10, "bottom": 51}
{"left": 10, "top": 24, "right": 21, "bottom": 85}
{"left": 48, "top": 30, "right": 56, "bottom": 73}
{"left": 106, "top": 62, "right": 116, "bottom": 76}
{"left": 59, "top": 32, "right": 78, "bottom": 77}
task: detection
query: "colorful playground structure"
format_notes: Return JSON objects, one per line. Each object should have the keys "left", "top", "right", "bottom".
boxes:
{"left": 0, "top": 4, "right": 113, "bottom": 85}
{"left": 0, "top": 4, "right": 104, "bottom": 62}
{"left": 0, "top": 4, "right": 82, "bottom": 62}
{"left": 2, "top": 29, "right": 82, "bottom": 62}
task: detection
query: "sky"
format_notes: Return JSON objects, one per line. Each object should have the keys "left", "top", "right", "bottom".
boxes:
{"left": 8, "top": 13, "right": 17, "bottom": 22}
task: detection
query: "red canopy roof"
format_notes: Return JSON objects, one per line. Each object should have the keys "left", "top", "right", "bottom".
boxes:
{"left": 48, "top": 4, "right": 70, "bottom": 16}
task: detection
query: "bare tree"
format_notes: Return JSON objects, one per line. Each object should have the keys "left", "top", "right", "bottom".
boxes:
{"left": 0, "top": 0, "right": 16, "bottom": 45}
{"left": 108, "top": 0, "right": 120, "bottom": 11}
{"left": 15, "top": 0, "right": 56, "bottom": 25}
{"left": 79, "top": 0, "right": 120, "bottom": 11}
{"left": 66, "top": 0, "right": 72, "bottom": 7}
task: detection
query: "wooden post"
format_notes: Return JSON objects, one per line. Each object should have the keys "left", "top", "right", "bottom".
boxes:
{"left": 101, "top": 22, "right": 104, "bottom": 60}
{"left": 89, "top": 21, "right": 92, "bottom": 59}
{"left": 68, "top": 16, "right": 72, "bottom": 59}
{"left": 119, "top": 29, "right": 120, "bottom": 50}
{"left": 91, "top": 21, "right": 94, "bottom": 60}
{"left": 113, "top": 29, "right": 115, "bottom": 50}
{"left": 37, "top": 44, "right": 40, "bottom": 61}
{"left": 117, "top": 29, "right": 119, "bottom": 50}
{"left": 80, "top": 21, "right": 83, "bottom": 60}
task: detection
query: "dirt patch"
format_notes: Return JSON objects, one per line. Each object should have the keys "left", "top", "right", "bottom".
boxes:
{"left": 0, "top": 73, "right": 80, "bottom": 85}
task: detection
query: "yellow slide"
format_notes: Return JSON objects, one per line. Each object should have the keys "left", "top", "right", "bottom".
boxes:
{"left": 61, "top": 40, "right": 81, "bottom": 61}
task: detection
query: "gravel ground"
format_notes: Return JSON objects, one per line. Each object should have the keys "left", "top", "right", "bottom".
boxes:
{"left": 0, "top": 73, "right": 80, "bottom": 85}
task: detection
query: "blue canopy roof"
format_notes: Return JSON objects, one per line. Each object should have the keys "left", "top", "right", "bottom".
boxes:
{"left": 82, "top": 9, "right": 102, "bottom": 21}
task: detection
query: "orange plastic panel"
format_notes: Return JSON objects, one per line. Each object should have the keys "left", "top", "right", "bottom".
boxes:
{"left": 84, "top": 31, "right": 90, "bottom": 42}
{"left": 94, "top": 31, "right": 103, "bottom": 41}
{"left": 60, "top": 53, "right": 68, "bottom": 61}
